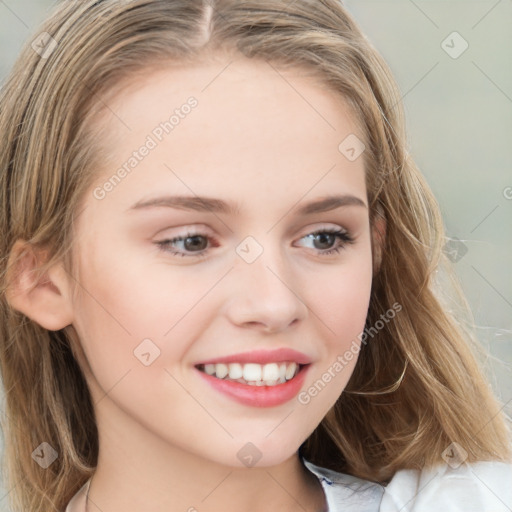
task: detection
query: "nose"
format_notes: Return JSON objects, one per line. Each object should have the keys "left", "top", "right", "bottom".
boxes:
{"left": 223, "top": 240, "right": 308, "bottom": 333}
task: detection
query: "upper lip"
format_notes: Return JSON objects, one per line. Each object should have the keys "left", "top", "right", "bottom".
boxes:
{"left": 195, "top": 348, "right": 312, "bottom": 366}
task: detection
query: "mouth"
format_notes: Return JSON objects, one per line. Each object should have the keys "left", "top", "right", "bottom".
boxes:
{"left": 195, "top": 361, "right": 307, "bottom": 387}
{"left": 193, "top": 348, "right": 313, "bottom": 406}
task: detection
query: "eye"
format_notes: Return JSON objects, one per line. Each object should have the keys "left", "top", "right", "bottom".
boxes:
{"left": 154, "top": 227, "right": 354, "bottom": 258}
{"left": 295, "top": 228, "right": 354, "bottom": 256}
{"left": 155, "top": 232, "right": 214, "bottom": 259}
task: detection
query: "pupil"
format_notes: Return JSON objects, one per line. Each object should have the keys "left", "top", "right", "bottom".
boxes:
{"left": 185, "top": 235, "right": 207, "bottom": 251}
{"left": 315, "top": 233, "right": 334, "bottom": 250}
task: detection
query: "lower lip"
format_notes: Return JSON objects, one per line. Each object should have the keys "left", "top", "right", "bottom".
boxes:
{"left": 195, "top": 365, "right": 311, "bottom": 408}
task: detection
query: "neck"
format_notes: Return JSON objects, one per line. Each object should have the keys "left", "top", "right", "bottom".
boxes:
{"left": 87, "top": 451, "right": 325, "bottom": 512}
{"left": 85, "top": 398, "right": 326, "bottom": 512}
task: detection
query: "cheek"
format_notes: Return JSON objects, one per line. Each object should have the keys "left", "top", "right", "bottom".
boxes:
{"left": 313, "top": 269, "right": 371, "bottom": 338}
{"left": 308, "top": 242, "right": 373, "bottom": 345}
{"left": 73, "top": 238, "right": 201, "bottom": 335}
{"left": 337, "top": 281, "right": 371, "bottom": 347}
{"left": 68, "top": 251, "right": 171, "bottom": 384}
{"left": 298, "top": 242, "right": 373, "bottom": 405}
{"left": 70, "top": 243, "right": 224, "bottom": 397}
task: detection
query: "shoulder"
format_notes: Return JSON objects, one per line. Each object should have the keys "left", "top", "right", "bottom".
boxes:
{"left": 381, "top": 460, "right": 512, "bottom": 512}
{"left": 302, "top": 457, "right": 512, "bottom": 512}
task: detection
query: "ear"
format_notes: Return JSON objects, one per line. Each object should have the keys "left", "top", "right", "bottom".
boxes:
{"left": 5, "top": 240, "right": 74, "bottom": 331}
{"left": 371, "top": 206, "right": 386, "bottom": 276}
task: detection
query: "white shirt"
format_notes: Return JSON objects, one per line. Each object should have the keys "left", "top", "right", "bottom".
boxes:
{"left": 302, "top": 457, "right": 512, "bottom": 511}
{"left": 65, "top": 457, "right": 512, "bottom": 511}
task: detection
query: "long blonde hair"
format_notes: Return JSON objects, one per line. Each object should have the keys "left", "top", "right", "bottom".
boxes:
{"left": 0, "top": 1, "right": 510, "bottom": 510}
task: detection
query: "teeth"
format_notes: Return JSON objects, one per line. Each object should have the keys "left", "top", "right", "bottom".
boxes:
{"left": 200, "top": 361, "right": 301, "bottom": 385}
{"left": 204, "top": 364, "right": 216, "bottom": 375}
{"left": 228, "top": 363, "right": 243, "bottom": 380}
{"left": 262, "top": 363, "right": 280, "bottom": 381}
{"left": 285, "top": 362, "right": 297, "bottom": 380}
{"left": 215, "top": 363, "right": 229, "bottom": 379}
{"left": 243, "top": 363, "right": 262, "bottom": 382}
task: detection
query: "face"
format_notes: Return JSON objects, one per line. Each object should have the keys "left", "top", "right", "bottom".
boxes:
{"left": 68, "top": 54, "right": 374, "bottom": 468}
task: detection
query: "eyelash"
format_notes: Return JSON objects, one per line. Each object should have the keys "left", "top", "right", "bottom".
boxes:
{"left": 154, "top": 228, "right": 354, "bottom": 259}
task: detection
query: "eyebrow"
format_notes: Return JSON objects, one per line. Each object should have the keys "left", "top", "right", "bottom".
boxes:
{"left": 127, "top": 194, "right": 367, "bottom": 216}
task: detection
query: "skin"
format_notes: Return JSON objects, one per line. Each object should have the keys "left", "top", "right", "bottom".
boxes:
{"left": 8, "top": 54, "right": 384, "bottom": 511}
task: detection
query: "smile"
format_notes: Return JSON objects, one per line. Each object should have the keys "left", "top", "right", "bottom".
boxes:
{"left": 196, "top": 361, "right": 302, "bottom": 386}
{"left": 195, "top": 362, "right": 311, "bottom": 408}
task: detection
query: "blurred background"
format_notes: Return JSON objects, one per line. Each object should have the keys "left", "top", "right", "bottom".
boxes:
{"left": 0, "top": 0, "right": 511, "bottom": 509}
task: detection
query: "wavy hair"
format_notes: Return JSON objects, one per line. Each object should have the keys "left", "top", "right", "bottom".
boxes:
{"left": 0, "top": 1, "right": 510, "bottom": 510}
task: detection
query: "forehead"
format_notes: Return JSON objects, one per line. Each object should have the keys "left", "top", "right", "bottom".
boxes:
{"left": 83, "top": 56, "right": 367, "bottom": 218}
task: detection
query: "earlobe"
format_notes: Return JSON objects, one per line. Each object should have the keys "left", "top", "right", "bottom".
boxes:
{"left": 5, "top": 240, "right": 74, "bottom": 331}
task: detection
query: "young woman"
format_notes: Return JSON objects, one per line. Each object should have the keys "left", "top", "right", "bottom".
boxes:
{"left": 0, "top": 1, "right": 510, "bottom": 511}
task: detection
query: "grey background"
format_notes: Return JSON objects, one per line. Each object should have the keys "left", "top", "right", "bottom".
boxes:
{"left": 0, "top": 0, "right": 511, "bottom": 509}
